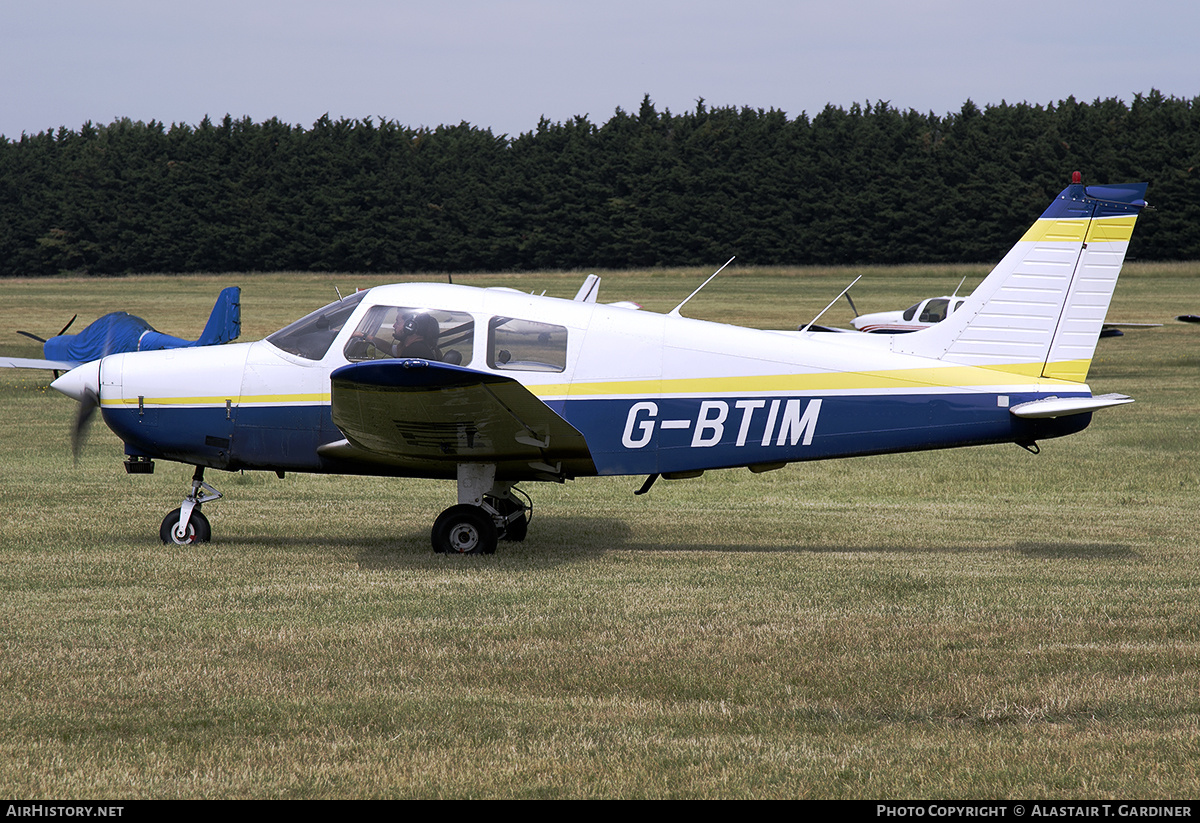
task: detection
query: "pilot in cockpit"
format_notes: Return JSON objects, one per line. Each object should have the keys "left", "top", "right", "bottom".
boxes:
{"left": 388, "top": 312, "right": 442, "bottom": 359}
{"left": 348, "top": 310, "right": 442, "bottom": 361}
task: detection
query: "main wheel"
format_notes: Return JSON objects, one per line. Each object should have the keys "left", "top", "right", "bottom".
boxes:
{"left": 160, "top": 507, "right": 212, "bottom": 545}
{"left": 431, "top": 504, "right": 497, "bottom": 555}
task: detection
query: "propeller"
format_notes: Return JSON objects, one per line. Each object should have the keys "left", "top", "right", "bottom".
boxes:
{"left": 17, "top": 314, "right": 77, "bottom": 344}
{"left": 70, "top": 389, "right": 100, "bottom": 462}
{"left": 49, "top": 361, "right": 101, "bottom": 462}
{"left": 843, "top": 291, "right": 860, "bottom": 318}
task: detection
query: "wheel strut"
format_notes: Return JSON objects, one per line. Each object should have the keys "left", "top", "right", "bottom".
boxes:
{"left": 164, "top": 466, "right": 223, "bottom": 544}
{"left": 430, "top": 464, "right": 532, "bottom": 553}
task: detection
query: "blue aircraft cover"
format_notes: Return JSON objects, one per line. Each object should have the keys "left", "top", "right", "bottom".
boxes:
{"left": 41, "top": 286, "right": 240, "bottom": 365}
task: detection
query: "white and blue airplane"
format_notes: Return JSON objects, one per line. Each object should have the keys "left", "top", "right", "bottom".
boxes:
{"left": 48, "top": 173, "right": 1148, "bottom": 554}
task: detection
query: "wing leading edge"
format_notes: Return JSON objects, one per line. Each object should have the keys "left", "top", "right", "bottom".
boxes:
{"left": 323, "top": 359, "right": 595, "bottom": 480}
{"left": 1, "top": 356, "right": 80, "bottom": 371}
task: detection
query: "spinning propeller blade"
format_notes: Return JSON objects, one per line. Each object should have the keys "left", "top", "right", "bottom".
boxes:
{"left": 49, "top": 362, "right": 102, "bottom": 462}
{"left": 70, "top": 389, "right": 99, "bottom": 462}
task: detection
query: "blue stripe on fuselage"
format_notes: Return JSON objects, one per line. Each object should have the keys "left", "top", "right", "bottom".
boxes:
{"left": 103, "top": 390, "right": 1091, "bottom": 478}
{"left": 103, "top": 403, "right": 337, "bottom": 471}
{"left": 547, "top": 392, "right": 1091, "bottom": 475}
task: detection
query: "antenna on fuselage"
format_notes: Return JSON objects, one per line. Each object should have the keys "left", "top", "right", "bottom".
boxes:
{"left": 669, "top": 256, "right": 736, "bottom": 317}
{"left": 799, "top": 274, "right": 863, "bottom": 333}
{"left": 950, "top": 275, "right": 968, "bottom": 299}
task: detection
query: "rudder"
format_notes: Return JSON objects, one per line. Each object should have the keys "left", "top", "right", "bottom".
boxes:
{"left": 894, "top": 174, "right": 1147, "bottom": 382}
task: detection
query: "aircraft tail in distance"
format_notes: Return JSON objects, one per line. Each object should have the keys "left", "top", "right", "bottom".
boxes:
{"left": 894, "top": 174, "right": 1148, "bottom": 383}
{"left": 140, "top": 286, "right": 242, "bottom": 350}
{"left": 196, "top": 286, "right": 242, "bottom": 346}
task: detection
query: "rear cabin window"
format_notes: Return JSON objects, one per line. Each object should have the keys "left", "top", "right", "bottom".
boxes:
{"left": 488, "top": 317, "right": 568, "bottom": 373}
{"left": 343, "top": 306, "right": 474, "bottom": 366}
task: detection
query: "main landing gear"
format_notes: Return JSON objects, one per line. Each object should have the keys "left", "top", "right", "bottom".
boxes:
{"left": 154, "top": 463, "right": 530, "bottom": 554}
{"left": 160, "top": 466, "right": 222, "bottom": 545}
{"left": 430, "top": 464, "right": 531, "bottom": 555}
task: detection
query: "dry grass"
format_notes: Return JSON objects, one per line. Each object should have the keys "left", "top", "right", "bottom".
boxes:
{"left": 1, "top": 265, "right": 1199, "bottom": 798}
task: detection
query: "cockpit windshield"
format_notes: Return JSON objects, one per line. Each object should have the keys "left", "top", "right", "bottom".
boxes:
{"left": 266, "top": 291, "right": 368, "bottom": 360}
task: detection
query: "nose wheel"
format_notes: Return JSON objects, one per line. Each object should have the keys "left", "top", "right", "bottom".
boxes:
{"left": 160, "top": 466, "right": 222, "bottom": 545}
{"left": 160, "top": 506, "right": 211, "bottom": 545}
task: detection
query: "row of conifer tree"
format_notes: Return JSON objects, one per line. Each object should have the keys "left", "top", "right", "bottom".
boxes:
{"left": 1, "top": 91, "right": 1196, "bottom": 277}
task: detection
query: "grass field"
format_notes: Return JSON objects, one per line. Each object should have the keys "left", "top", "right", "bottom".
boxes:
{"left": 1, "top": 264, "right": 1198, "bottom": 798}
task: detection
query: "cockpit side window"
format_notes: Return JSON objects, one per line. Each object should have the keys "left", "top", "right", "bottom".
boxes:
{"left": 343, "top": 306, "right": 475, "bottom": 366}
{"left": 488, "top": 317, "right": 568, "bottom": 372}
{"left": 919, "top": 298, "right": 950, "bottom": 324}
{"left": 267, "top": 291, "right": 367, "bottom": 361}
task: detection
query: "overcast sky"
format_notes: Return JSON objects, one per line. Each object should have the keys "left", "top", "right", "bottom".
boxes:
{"left": 3, "top": 0, "right": 1197, "bottom": 140}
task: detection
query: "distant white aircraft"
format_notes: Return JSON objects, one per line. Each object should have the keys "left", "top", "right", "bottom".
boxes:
{"left": 851, "top": 292, "right": 1160, "bottom": 337}
{"left": 850, "top": 293, "right": 968, "bottom": 334}
{"left": 47, "top": 173, "right": 1148, "bottom": 554}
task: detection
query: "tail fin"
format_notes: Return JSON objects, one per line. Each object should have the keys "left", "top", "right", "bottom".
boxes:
{"left": 895, "top": 174, "right": 1148, "bottom": 382}
{"left": 194, "top": 286, "right": 242, "bottom": 346}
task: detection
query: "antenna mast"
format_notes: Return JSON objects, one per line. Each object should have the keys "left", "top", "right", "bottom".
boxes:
{"left": 800, "top": 275, "right": 863, "bottom": 333}
{"left": 669, "top": 257, "right": 736, "bottom": 317}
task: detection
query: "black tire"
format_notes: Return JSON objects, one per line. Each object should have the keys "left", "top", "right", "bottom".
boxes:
{"left": 160, "top": 507, "right": 212, "bottom": 545}
{"left": 431, "top": 504, "right": 497, "bottom": 555}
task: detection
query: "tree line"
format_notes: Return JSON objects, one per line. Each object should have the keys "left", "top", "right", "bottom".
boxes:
{"left": 1, "top": 91, "right": 1196, "bottom": 277}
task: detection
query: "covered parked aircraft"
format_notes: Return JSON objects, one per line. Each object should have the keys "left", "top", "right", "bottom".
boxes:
{"left": 48, "top": 174, "right": 1148, "bottom": 554}
{"left": 2, "top": 287, "right": 241, "bottom": 372}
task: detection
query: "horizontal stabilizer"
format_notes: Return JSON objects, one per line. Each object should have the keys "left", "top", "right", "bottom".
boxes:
{"left": 1009, "top": 393, "right": 1133, "bottom": 419}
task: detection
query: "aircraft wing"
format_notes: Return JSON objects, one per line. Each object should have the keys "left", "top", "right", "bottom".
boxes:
{"left": 0, "top": 356, "right": 80, "bottom": 371}
{"left": 324, "top": 359, "right": 594, "bottom": 478}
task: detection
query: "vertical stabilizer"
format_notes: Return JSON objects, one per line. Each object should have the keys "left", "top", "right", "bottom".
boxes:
{"left": 195, "top": 286, "right": 242, "bottom": 346}
{"left": 894, "top": 175, "right": 1147, "bottom": 381}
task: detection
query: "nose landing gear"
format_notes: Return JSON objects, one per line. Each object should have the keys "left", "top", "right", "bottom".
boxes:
{"left": 160, "top": 466, "right": 223, "bottom": 545}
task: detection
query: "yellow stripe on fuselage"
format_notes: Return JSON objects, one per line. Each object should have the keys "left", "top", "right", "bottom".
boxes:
{"left": 101, "top": 392, "right": 330, "bottom": 407}
{"left": 101, "top": 362, "right": 1090, "bottom": 408}
{"left": 541, "top": 362, "right": 1088, "bottom": 398}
